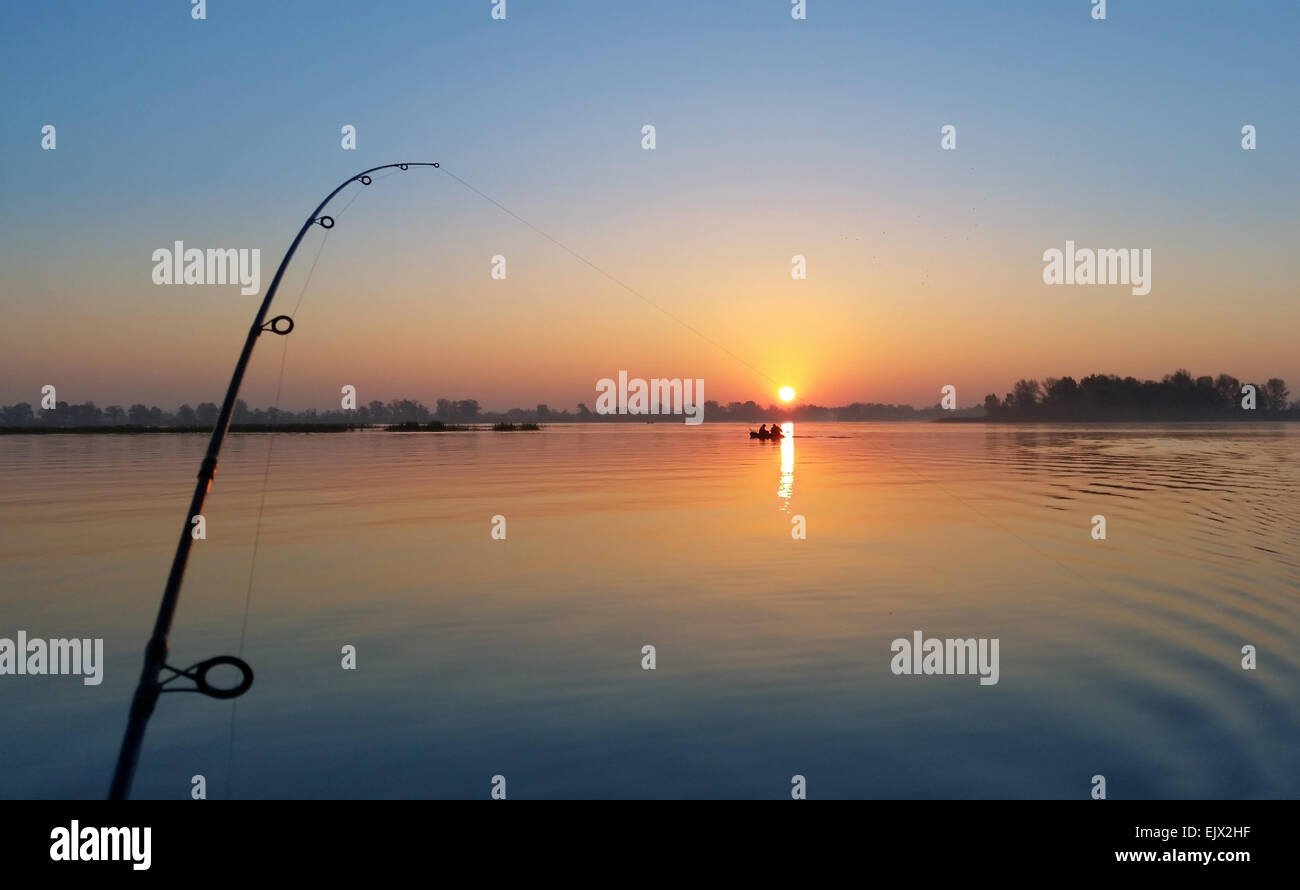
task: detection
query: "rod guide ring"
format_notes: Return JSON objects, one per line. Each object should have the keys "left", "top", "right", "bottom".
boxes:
{"left": 263, "top": 315, "right": 294, "bottom": 335}
{"left": 159, "top": 655, "right": 254, "bottom": 700}
{"left": 191, "top": 656, "right": 254, "bottom": 699}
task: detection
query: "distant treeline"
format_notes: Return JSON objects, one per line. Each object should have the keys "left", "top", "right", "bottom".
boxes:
{"left": 0, "top": 396, "right": 969, "bottom": 428}
{"left": 1, "top": 371, "right": 1293, "bottom": 429}
{"left": 0, "top": 424, "right": 364, "bottom": 434}
{"left": 981, "top": 372, "right": 1296, "bottom": 421}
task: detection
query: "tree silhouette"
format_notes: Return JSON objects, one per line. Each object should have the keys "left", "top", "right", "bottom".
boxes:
{"left": 1265, "top": 378, "right": 1290, "bottom": 411}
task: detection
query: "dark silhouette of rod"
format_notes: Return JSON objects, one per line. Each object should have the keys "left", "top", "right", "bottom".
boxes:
{"left": 108, "top": 162, "right": 439, "bottom": 800}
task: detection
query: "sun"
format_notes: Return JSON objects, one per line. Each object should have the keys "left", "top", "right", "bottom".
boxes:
{"left": 779, "top": 386, "right": 796, "bottom": 402}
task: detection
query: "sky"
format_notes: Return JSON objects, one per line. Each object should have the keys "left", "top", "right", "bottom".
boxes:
{"left": 1, "top": 0, "right": 1297, "bottom": 412}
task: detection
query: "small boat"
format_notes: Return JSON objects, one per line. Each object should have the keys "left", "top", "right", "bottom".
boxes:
{"left": 749, "top": 428, "right": 785, "bottom": 441}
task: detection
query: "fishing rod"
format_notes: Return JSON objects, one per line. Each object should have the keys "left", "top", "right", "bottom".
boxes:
{"left": 108, "top": 162, "right": 441, "bottom": 800}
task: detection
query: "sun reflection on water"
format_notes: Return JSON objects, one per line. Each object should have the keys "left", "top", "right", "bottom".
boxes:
{"left": 777, "top": 423, "right": 794, "bottom": 510}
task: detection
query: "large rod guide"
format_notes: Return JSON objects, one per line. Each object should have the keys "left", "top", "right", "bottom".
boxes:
{"left": 108, "top": 163, "right": 440, "bottom": 800}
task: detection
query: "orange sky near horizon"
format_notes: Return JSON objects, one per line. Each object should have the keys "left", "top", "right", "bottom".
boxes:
{"left": 5, "top": 219, "right": 1296, "bottom": 413}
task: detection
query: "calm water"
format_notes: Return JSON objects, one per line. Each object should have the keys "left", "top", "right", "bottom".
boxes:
{"left": 1, "top": 423, "right": 1297, "bottom": 799}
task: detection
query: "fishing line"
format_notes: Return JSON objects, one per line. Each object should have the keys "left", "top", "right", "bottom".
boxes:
{"left": 436, "top": 164, "right": 780, "bottom": 388}
{"left": 426, "top": 168, "right": 1189, "bottom": 717}
{"left": 222, "top": 178, "right": 374, "bottom": 799}
{"left": 241, "top": 206, "right": 344, "bottom": 654}
{"left": 424, "top": 171, "right": 1172, "bottom": 621}
{"left": 223, "top": 308, "right": 292, "bottom": 800}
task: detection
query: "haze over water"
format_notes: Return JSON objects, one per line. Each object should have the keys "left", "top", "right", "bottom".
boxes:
{"left": 2, "top": 422, "right": 1296, "bottom": 799}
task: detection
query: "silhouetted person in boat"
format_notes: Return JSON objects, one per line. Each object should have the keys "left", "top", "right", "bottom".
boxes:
{"left": 758, "top": 424, "right": 769, "bottom": 437}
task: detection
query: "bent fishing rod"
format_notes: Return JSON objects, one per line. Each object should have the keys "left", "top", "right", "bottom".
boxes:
{"left": 108, "top": 162, "right": 440, "bottom": 800}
